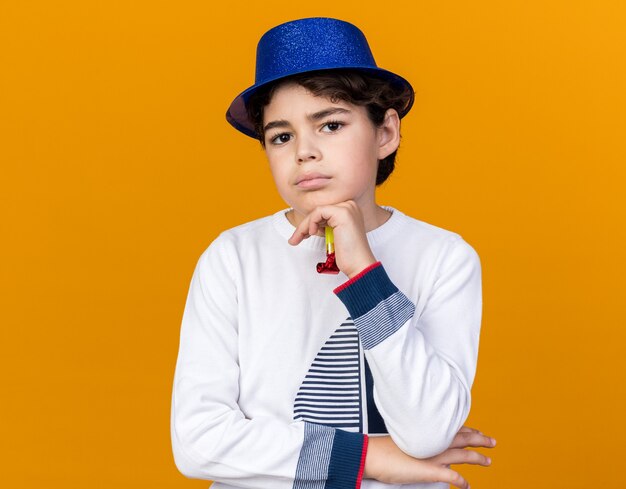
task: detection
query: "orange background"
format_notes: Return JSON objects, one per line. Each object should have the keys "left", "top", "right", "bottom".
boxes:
{"left": 1, "top": 1, "right": 625, "bottom": 488}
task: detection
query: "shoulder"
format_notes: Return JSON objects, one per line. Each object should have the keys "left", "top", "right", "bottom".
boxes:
{"left": 386, "top": 207, "right": 465, "bottom": 246}
{"left": 384, "top": 207, "right": 481, "bottom": 268}
{"left": 198, "top": 212, "right": 280, "bottom": 264}
{"left": 216, "top": 213, "right": 275, "bottom": 243}
{"left": 401, "top": 213, "right": 461, "bottom": 240}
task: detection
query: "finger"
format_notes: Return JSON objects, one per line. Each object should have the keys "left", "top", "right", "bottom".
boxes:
{"left": 288, "top": 207, "right": 335, "bottom": 246}
{"left": 407, "top": 461, "right": 469, "bottom": 489}
{"left": 432, "top": 448, "right": 492, "bottom": 467}
{"left": 288, "top": 214, "right": 313, "bottom": 246}
{"left": 299, "top": 206, "right": 333, "bottom": 237}
{"left": 458, "top": 426, "right": 481, "bottom": 433}
{"left": 308, "top": 217, "right": 326, "bottom": 238}
{"left": 449, "top": 431, "right": 497, "bottom": 449}
{"left": 309, "top": 203, "right": 357, "bottom": 232}
{"left": 288, "top": 225, "right": 311, "bottom": 245}
{"left": 436, "top": 466, "right": 470, "bottom": 489}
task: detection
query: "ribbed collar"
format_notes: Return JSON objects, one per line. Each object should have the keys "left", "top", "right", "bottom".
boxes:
{"left": 271, "top": 206, "right": 407, "bottom": 251}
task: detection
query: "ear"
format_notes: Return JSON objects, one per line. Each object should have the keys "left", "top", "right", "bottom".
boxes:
{"left": 377, "top": 108, "right": 401, "bottom": 160}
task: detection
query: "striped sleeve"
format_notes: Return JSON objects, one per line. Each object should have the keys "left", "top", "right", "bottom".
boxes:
{"left": 293, "top": 423, "right": 368, "bottom": 489}
{"left": 334, "top": 262, "right": 415, "bottom": 350}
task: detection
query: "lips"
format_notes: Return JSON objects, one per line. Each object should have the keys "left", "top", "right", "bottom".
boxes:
{"left": 295, "top": 172, "right": 332, "bottom": 189}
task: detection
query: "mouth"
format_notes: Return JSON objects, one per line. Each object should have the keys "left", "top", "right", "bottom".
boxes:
{"left": 295, "top": 173, "right": 332, "bottom": 189}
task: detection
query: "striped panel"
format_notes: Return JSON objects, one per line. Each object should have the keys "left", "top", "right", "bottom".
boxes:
{"left": 292, "top": 423, "right": 366, "bottom": 489}
{"left": 293, "top": 422, "right": 334, "bottom": 489}
{"left": 293, "top": 320, "right": 362, "bottom": 432}
{"left": 356, "top": 291, "right": 415, "bottom": 350}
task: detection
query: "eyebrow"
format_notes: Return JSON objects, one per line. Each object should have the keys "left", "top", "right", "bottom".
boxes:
{"left": 263, "top": 107, "right": 351, "bottom": 133}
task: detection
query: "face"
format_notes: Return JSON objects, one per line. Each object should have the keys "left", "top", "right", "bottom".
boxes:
{"left": 261, "top": 83, "right": 397, "bottom": 223}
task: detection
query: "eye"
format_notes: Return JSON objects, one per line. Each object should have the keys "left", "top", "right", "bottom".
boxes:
{"left": 269, "top": 133, "right": 292, "bottom": 145}
{"left": 321, "top": 121, "right": 344, "bottom": 133}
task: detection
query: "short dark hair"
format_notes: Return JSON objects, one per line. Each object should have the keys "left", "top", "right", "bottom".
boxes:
{"left": 246, "top": 69, "right": 413, "bottom": 185}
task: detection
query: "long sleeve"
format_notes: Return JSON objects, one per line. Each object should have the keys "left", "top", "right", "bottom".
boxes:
{"left": 171, "top": 234, "right": 367, "bottom": 489}
{"left": 334, "top": 236, "right": 482, "bottom": 459}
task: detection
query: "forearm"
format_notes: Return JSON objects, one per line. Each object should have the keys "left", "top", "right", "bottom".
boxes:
{"left": 171, "top": 394, "right": 367, "bottom": 488}
{"left": 364, "top": 326, "right": 472, "bottom": 458}
{"left": 335, "top": 239, "right": 482, "bottom": 458}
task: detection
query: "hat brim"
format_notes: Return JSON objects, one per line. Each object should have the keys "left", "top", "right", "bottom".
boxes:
{"left": 226, "top": 66, "right": 415, "bottom": 139}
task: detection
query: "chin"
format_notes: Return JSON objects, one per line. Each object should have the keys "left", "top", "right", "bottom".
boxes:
{"left": 286, "top": 191, "right": 359, "bottom": 215}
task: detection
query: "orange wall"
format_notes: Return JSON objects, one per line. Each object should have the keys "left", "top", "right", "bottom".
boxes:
{"left": 1, "top": 1, "right": 625, "bottom": 488}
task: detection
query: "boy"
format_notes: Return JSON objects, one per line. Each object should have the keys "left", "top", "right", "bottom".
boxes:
{"left": 171, "top": 17, "right": 495, "bottom": 489}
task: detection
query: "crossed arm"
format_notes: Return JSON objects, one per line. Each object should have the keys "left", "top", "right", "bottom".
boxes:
{"left": 290, "top": 202, "right": 496, "bottom": 487}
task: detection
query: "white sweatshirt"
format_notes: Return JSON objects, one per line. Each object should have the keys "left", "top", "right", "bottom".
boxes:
{"left": 171, "top": 207, "right": 483, "bottom": 489}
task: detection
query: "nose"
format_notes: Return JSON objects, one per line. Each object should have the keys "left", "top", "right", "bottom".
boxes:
{"left": 295, "top": 133, "right": 322, "bottom": 164}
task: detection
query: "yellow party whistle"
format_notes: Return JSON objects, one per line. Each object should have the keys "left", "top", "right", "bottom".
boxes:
{"left": 316, "top": 226, "right": 340, "bottom": 274}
